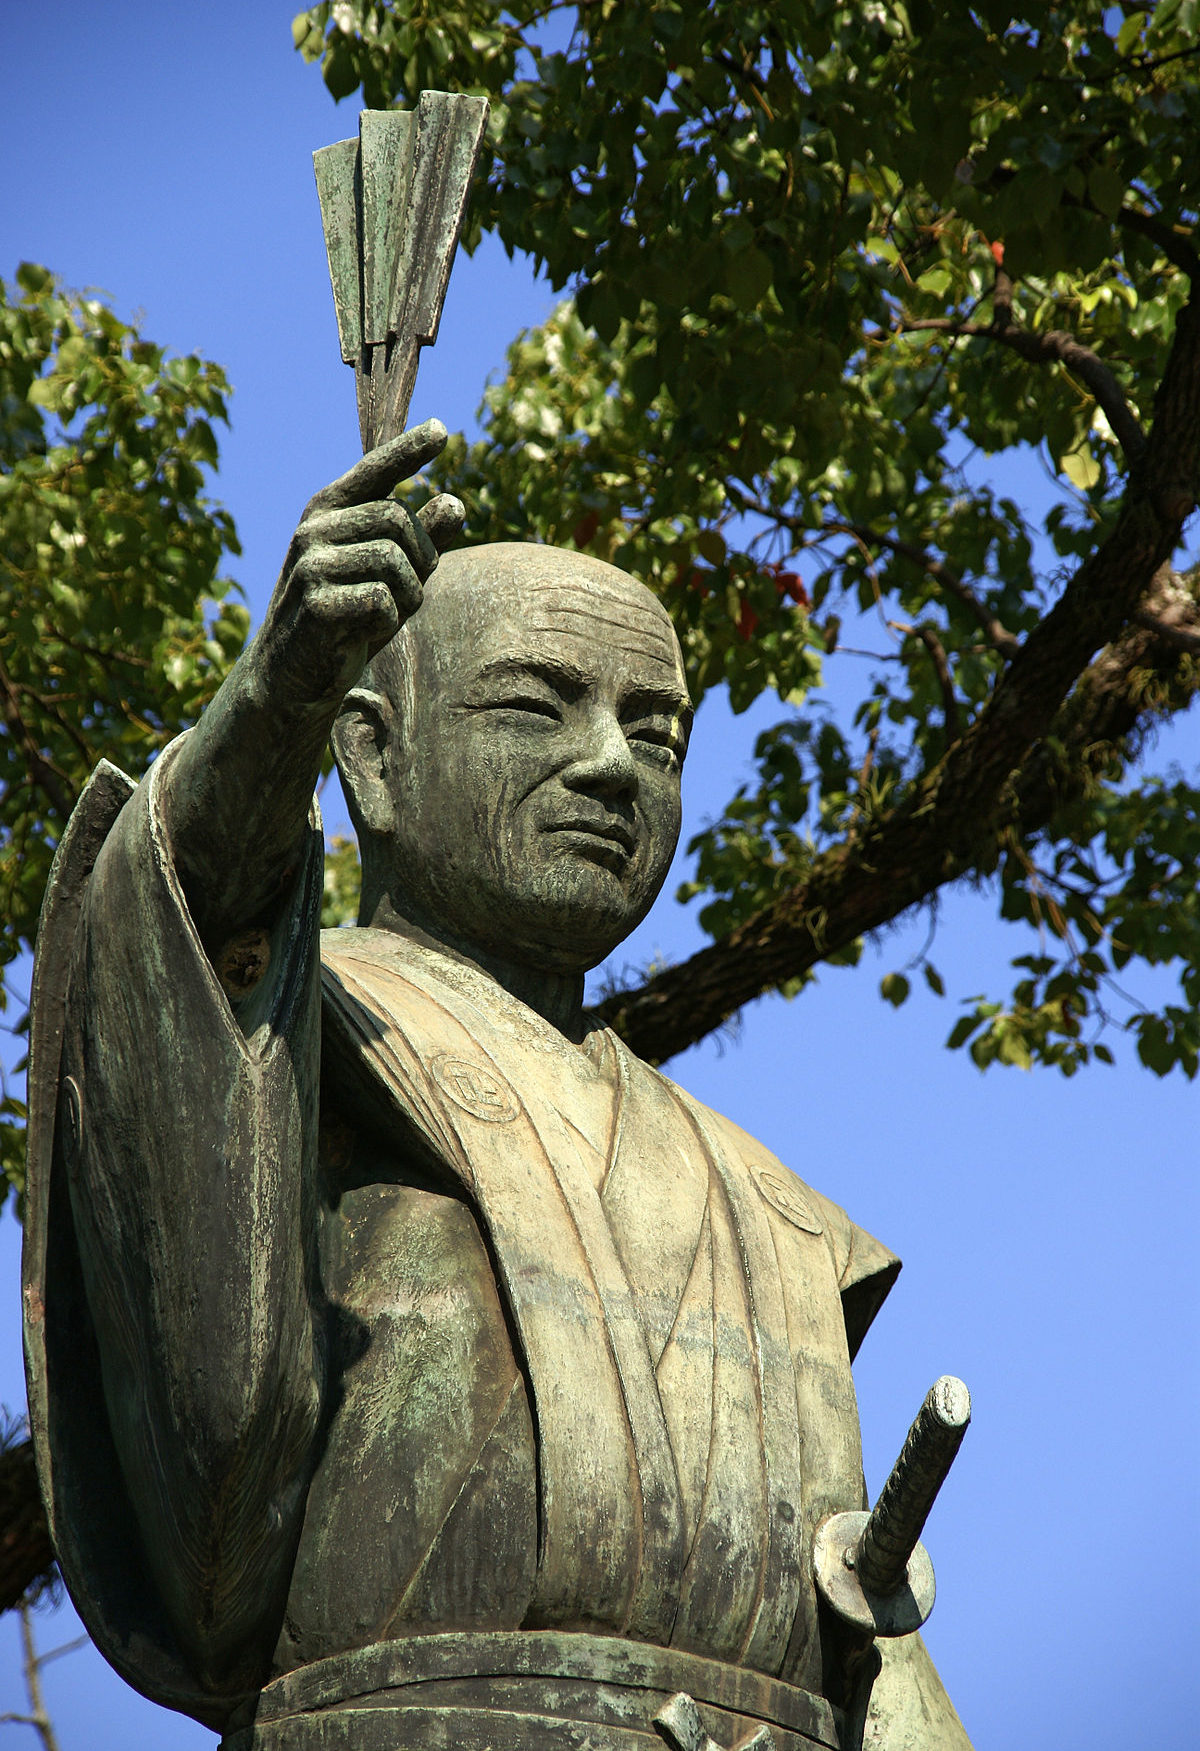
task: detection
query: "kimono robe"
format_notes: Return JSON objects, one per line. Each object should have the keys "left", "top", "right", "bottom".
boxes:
{"left": 25, "top": 748, "right": 971, "bottom": 1749}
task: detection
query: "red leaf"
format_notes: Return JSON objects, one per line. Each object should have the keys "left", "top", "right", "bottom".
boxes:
{"left": 773, "top": 570, "right": 809, "bottom": 607}
{"left": 573, "top": 509, "right": 601, "bottom": 550}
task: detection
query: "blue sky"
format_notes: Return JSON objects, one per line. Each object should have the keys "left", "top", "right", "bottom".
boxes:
{"left": 1, "top": 6, "right": 1196, "bottom": 1748}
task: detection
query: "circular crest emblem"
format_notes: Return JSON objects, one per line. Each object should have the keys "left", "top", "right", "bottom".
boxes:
{"left": 749, "top": 1161, "right": 822, "bottom": 1234}
{"left": 431, "top": 1053, "right": 519, "bottom": 1123}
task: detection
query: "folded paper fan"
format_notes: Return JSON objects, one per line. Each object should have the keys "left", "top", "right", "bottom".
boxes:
{"left": 314, "top": 92, "right": 489, "bottom": 451}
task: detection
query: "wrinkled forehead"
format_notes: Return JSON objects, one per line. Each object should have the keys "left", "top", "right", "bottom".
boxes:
{"left": 419, "top": 556, "right": 687, "bottom": 692}
{"left": 488, "top": 577, "right": 682, "bottom": 673}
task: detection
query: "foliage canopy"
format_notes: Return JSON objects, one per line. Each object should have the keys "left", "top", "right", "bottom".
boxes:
{"left": 293, "top": 0, "right": 1200, "bottom": 1073}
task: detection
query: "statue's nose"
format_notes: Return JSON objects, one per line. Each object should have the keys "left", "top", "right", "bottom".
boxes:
{"left": 561, "top": 710, "right": 638, "bottom": 800}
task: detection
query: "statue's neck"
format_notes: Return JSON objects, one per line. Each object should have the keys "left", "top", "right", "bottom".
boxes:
{"left": 361, "top": 892, "right": 588, "bottom": 1042}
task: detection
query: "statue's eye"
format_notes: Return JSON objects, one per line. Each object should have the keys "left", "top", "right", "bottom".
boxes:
{"left": 627, "top": 720, "right": 682, "bottom": 765}
{"left": 494, "top": 693, "right": 561, "bottom": 720}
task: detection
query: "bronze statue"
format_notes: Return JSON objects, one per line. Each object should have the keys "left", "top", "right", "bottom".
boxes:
{"left": 23, "top": 423, "right": 973, "bottom": 1748}
{"left": 23, "top": 88, "right": 975, "bottom": 1751}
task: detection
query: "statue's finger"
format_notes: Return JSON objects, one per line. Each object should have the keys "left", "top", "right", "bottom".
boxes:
{"left": 303, "top": 419, "right": 449, "bottom": 516}
{"left": 291, "top": 540, "right": 422, "bottom": 617}
{"left": 299, "top": 501, "right": 439, "bottom": 578}
{"left": 418, "top": 494, "right": 466, "bottom": 551}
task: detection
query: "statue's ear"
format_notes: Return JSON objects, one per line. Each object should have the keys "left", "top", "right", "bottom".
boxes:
{"left": 331, "top": 687, "right": 396, "bottom": 839}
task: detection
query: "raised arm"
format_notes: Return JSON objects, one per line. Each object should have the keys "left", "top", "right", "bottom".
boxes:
{"left": 163, "top": 420, "right": 463, "bottom": 961}
{"left": 56, "top": 430, "right": 462, "bottom": 1706}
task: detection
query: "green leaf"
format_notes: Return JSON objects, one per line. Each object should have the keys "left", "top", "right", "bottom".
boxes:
{"left": 15, "top": 261, "right": 52, "bottom": 294}
{"left": 1087, "top": 164, "right": 1125, "bottom": 220}
{"left": 1115, "top": 11, "right": 1146, "bottom": 55}
{"left": 998, "top": 1029, "right": 1033, "bottom": 1070}
{"left": 946, "top": 1015, "right": 981, "bottom": 1051}
{"left": 915, "top": 265, "right": 953, "bottom": 297}
{"left": 280, "top": 5, "right": 1200, "bottom": 1092}
{"left": 880, "top": 972, "right": 911, "bottom": 1008}
{"left": 0, "top": 265, "right": 245, "bottom": 1179}
{"left": 1061, "top": 446, "right": 1102, "bottom": 491}
{"left": 724, "top": 248, "right": 773, "bottom": 311}
{"left": 323, "top": 39, "right": 360, "bottom": 101}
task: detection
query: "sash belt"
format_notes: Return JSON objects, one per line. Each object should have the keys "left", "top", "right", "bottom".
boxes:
{"left": 221, "top": 1632, "right": 843, "bottom": 1751}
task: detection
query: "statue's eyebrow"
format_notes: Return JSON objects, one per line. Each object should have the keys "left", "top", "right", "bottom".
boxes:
{"left": 471, "top": 654, "right": 591, "bottom": 695}
{"left": 619, "top": 683, "right": 694, "bottom": 737}
{"left": 466, "top": 657, "right": 691, "bottom": 732}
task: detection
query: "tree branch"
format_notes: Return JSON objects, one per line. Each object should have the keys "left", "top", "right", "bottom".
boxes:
{"left": 1115, "top": 204, "right": 1200, "bottom": 280}
{"left": 596, "top": 297, "right": 1200, "bottom": 1062}
{"left": 0, "top": 1441, "right": 54, "bottom": 1614}
{"left": 893, "top": 317, "right": 1147, "bottom": 464}
{"left": 5, "top": 684, "right": 94, "bottom": 770}
{"left": 1011, "top": 563, "right": 1200, "bottom": 831}
{"left": 10, "top": 1603, "right": 61, "bottom": 1751}
{"left": 733, "top": 492, "right": 1023, "bottom": 660}
{"left": 1132, "top": 589, "right": 1200, "bottom": 652}
{"left": 981, "top": 152, "right": 1200, "bottom": 279}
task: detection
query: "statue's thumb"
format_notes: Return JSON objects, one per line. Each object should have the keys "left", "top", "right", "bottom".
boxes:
{"left": 419, "top": 494, "right": 467, "bottom": 550}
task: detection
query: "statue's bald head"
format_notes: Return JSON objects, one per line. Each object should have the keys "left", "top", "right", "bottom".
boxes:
{"left": 364, "top": 542, "right": 685, "bottom": 715}
{"left": 335, "top": 542, "right": 690, "bottom": 972}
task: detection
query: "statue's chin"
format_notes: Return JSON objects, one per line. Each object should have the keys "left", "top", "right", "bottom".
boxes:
{"left": 400, "top": 855, "right": 662, "bottom": 979}
{"left": 507, "top": 855, "right": 664, "bottom": 970}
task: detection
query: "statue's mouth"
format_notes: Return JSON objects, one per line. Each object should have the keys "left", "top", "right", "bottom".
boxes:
{"left": 548, "top": 818, "right": 637, "bottom": 868}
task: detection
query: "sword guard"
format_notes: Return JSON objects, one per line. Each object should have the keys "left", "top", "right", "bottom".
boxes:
{"left": 814, "top": 1375, "right": 970, "bottom": 1638}
{"left": 812, "top": 1509, "right": 936, "bottom": 1637}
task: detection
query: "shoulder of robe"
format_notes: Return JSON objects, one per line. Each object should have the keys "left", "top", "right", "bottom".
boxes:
{"left": 636, "top": 1073, "right": 901, "bottom": 1362}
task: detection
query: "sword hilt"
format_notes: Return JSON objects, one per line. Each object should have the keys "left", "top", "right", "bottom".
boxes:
{"left": 813, "top": 1375, "right": 971, "bottom": 1638}
{"left": 856, "top": 1374, "right": 970, "bottom": 1596}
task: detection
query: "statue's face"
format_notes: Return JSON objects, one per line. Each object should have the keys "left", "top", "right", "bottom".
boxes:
{"left": 385, "top": 546, "right": 691, "bottom": 973}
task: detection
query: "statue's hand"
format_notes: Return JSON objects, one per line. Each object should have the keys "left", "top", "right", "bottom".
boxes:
{"left": 260, "top": 418, "right": 465, "bottom": 704}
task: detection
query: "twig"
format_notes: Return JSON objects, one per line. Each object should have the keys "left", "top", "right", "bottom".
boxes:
{"left": 33, "top": 1640, "right": 86, "bottom": 1671}
{"left": 3, "top": 684, "right": 94, "bottom": 769}
{"left": 594, "top": 294, "right": 1200, "bottom": 1063}
{"left": 856, "top": 722, "right": 880, "bottom": 794}
{"left": 727, "top": 490, "right": 1022, "bottom": 660}
{"left": 41, "top": 628, "right": 153, "bottom": 672}
{"left": 0, "top": 1604, "right": 64, "bottom": 1751}
{"left": 830, "top": 522, "right": 1021, "bottom": 657}
{"left": 0, "top": 660, "right": 76, "bottom": 820}
{"left": 914, "top": 626, "right": 962, "bottom": 744}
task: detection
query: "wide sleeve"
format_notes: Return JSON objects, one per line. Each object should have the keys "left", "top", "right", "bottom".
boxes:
{"left": 57, "top": 734, "right": 326, "bottom": 1700}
